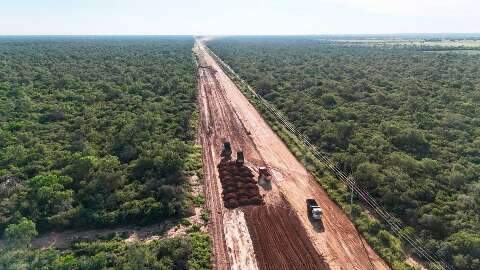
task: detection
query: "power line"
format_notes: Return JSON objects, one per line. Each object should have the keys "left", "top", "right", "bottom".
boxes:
{"left": 202, "top": 42, "right": 453, "bottom": 270}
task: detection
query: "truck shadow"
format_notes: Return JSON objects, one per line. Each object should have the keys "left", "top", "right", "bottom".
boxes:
{"left": 308, "top": 215, "right": 325, "bottom": 233}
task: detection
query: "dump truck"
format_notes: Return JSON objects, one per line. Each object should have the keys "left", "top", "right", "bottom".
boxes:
{"left": 258, "top": 166, "right": 271, "bottom": 182}
{"left": 306, "top": 199, "right": 323, "bottom": 220}
{"left": 221, "top": 142, "right": 232, "bottom": 160}
{"left": 236, "top": 151, "right": 244, "bottom": 165}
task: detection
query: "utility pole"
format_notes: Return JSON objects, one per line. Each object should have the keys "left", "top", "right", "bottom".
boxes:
{"left": 350, "top": 177, "right": 354, "bottom": 205}
{"left": 350, "top": 187, "right": 354, "bottom": 204}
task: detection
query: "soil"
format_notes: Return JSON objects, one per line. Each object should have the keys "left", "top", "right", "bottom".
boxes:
{"left": 0, "top": 221, "right": 177, "bottom": 250}
{"left": 197, "top": 44, "right": 258, "bottom": 269}
{"left": 243, "top": 202, "right": 330, "bottom": 270}
{"left": 223, "top": 209, "right": 259, "bottom": 270}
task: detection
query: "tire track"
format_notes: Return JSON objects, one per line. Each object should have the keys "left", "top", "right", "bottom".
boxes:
{"left": 243, "top": 202, "right": 329, "bottom": 270}
{"left": 198, "top": 67, "right": 230, "bottom": 270}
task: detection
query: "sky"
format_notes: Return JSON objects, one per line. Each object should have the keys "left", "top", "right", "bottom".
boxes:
{"left": 0, "top": 0, "right": 478, "bottom": 35}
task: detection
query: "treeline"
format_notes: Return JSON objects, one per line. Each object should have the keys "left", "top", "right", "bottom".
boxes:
{"left": 0, "top": 37, "right": 198, "bottom": 234}
{"left": 208, "top": 37, "right": 480, "bottom": 270}
{"left": 0, "top": 218, "right": 211, "bottom": 269}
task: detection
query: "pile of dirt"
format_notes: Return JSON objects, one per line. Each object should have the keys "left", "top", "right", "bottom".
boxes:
{"left": 218, "top": 160, "right": 263, "bottom": 208}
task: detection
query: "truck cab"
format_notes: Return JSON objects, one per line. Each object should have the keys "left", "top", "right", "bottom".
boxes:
{"left": 236, "top": 151, "right": 244, "bottom": 165}
{"left": 307, "top": 199, "right": 323, "bottom": 220}
{"left": 258, "top": 166, "right": 271, "bottom": 182}
{"left": 221, "top": 142, "right": 232, "bottom": 160}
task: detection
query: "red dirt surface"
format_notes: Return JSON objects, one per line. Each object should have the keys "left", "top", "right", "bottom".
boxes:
{"left": 244, "top": 203, "right": 330, "bottom": 270}
{"left": 197, "top": 44, "right": 259, "bottom": 269}
{"left": 195, "top": 39, "right": 389, "bottom": 270}
{"left": 197, "top": 58, "right": 231, "bottom": 270}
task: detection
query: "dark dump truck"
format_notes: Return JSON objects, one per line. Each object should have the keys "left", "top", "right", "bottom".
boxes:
{"left": 306, "top": 199, "right": 323, "bottom": 220}
{"left": 221, "top": 142, "right": 232, "bottom": 159}
{"left": 236, "top": 151, "right": 244, "bottom": 165}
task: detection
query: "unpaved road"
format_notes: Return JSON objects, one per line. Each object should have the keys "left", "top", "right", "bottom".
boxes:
{"left": 243, "top": 203, "right": 329, "bottom": 270}
{"left": 0, "top": 220, "right": 178, "bottom": 250}
{"left": 196, "top": 40, "right": 390, "bottom": 270}
{"left": 197, "top": 46, "right": 257, "bottom": 270}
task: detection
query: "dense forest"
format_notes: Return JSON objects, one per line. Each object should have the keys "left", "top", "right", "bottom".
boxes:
{"left": 0, "top": 36, "right": 210, "bottom": 269}
{"left": 208, "top": 37, "right": 480, "bottom": 270}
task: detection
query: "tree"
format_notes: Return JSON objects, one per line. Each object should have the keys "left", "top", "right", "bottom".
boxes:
{"left": 26, "top": 174, "right": 74, "bottom": 229}
{"left": 4, "top": 218, "right": 37, "bottom": 248}
{"left": 391, "top": 129, "right": 430, "bottom": 156}
{"left": 354, "top": 162, "right": 383, "bottom": 190}
{"left": 321, "top": 93, "right": 337, "bottom": 108}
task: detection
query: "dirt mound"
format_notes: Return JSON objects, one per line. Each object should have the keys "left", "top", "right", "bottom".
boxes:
{"left": 243, "top": 204, "right": 329, "bottom": 270}
{"left": 218, "top": 160, "right": 263, "bottom": 208}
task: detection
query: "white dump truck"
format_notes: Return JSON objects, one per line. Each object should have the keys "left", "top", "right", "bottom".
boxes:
{"left": 306, "top": 199, "right": 323, "bottom": 220}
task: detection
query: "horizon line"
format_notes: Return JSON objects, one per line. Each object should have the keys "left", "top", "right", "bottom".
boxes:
{"left": 1, "top": 32, "right": 480, "bottom": 37}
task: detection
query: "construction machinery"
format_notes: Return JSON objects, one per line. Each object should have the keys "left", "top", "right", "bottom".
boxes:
{"left": 258, "top": 166, "right": 271, "bottom": 183}
{"left": 198, "top": 65, "right": 217, "bottom": 73}
{"left": 236, "top": 151, "right": 244, "bottom": 165}
{"left": 221, "top": 142, "right": 232, "bottom": 160}
{"left": 306, "top": 199, "right": 323, "bottom": 220}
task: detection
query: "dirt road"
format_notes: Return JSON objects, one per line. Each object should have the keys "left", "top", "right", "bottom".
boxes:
{"left": 197, "top": 49, "right": 257, "bottom": 270}
{"left": 243, "top": 203, "right": 330, "bottom": 270}
{"left": 195, "top": 40, "right": 389, "bottom": 270}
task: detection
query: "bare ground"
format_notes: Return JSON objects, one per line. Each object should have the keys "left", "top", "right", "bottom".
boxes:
{"left": 243, "top": 202, "right": 330, "bottom": 270}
